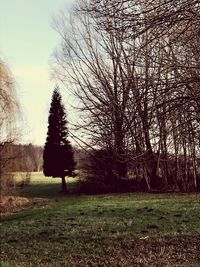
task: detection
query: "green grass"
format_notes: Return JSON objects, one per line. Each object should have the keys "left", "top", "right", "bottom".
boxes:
{"left": 1, "top": 172, "right": 200, "bottom": 266}
{"left": 14, "top": 172, "right": 79, "bottom": 197}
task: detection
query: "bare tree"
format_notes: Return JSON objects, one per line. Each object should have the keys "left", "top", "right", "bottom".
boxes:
{"left": 53, "top": 0, "right": 200, "bottom": 191}
{"left": 0, "top": 59, "right": 21, "bottom": 196}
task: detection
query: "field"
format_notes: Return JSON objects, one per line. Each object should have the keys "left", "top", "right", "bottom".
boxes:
{"left": 0, "top": 173, "right": 200, "bottom": 267}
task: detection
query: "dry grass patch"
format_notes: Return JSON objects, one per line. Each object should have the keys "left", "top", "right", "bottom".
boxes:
{"left": 0, "top": 196, "right": 46, "bottom": 213}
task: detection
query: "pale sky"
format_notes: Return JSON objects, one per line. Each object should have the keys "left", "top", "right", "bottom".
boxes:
{"left": 0, "top": 0, "right": 75, "bottom": 146}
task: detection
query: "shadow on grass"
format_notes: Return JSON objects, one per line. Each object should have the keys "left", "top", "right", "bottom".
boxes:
{"left": 18, "top": 180, "right": 80, "bottom": 198}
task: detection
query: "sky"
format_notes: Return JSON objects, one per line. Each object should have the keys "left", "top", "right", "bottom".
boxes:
{"left": 0, "top": 0, "right": 75, "bottom": 146}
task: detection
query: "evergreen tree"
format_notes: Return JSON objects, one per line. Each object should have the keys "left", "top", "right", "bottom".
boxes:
{"left": 43, "top": 87, "right": 75, "bottom": 193}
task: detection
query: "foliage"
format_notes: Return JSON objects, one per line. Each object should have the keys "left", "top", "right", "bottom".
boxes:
{"left": 79, "top": 177, "right": 147, "bottom": 195}
{"left": 86, "top": 149, "right": 116, "bottom": 182}
{"left": 78, "top": 148, "right": 147, "bottom": 194}
{"left": 43, "top": 88, "right": 75, "bottom": 177}
{"left": 43, "top": 87, "right": 75, "bottom": 192}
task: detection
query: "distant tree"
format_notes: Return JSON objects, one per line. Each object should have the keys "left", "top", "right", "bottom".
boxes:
{"left": 43, "top": 87, "right": 75, "bottom": 193}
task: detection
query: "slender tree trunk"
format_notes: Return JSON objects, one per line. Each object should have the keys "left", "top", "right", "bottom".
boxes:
{"left": 61, "top": 176, "right": 67, "bottom": 193}
{"left": 114, "top": 111, "right": 127, "bottom": 179}
{"left": 143, "top": 119, "right": 160, "bottom": 190}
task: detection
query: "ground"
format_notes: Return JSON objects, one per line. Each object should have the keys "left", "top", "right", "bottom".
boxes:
{"left": 0, "top": 172, "right": 200, "bottom": 266}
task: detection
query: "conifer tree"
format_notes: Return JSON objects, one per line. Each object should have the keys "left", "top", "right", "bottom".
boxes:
{"left": 43, "top": 87, "right": 75, "bottom": 193}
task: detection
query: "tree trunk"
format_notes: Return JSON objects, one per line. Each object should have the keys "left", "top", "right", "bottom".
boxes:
{"left": 114, "top": 117, "right": 127, "bottom": 179}
{"left": 143, "top": 122, "right": 160, "bottom": 190}
{"left": 61, "top": 176, "right": 67, "bottom": 193}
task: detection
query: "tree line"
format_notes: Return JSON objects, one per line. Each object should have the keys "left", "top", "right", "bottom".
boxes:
{"left": 1, "top": 143, "right": 43, "bottom": 173}
{"left": 53, "top": 0, "right": 200, "bottom": 192}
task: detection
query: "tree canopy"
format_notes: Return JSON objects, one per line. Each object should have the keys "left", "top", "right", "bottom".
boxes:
{"left": 43, "top": 87, "right": 75, "bottom": 192}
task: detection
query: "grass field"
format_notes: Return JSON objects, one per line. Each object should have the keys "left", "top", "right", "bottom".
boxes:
{"left": 0, "top": 172, "right": 200, "bottom": 266}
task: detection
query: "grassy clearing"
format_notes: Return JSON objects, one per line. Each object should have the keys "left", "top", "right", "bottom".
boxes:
{"left": 14, "top": 172, "right": 79, "bottom": 197}
{"left": 0, "top": 173, "right": 200, "bottom": 266}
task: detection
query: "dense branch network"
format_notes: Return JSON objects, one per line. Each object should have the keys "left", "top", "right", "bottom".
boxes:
{"left": 53, "top": 0, "right": 200, "bottom": 191}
